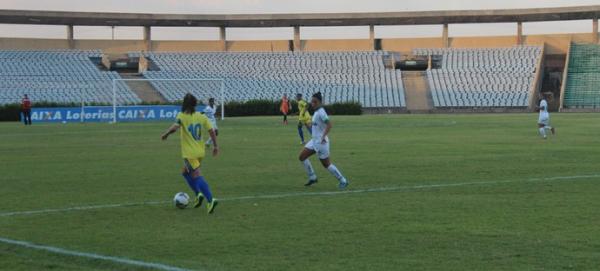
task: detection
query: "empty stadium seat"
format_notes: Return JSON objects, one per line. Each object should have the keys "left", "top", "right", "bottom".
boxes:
{"left": 413, "top": 46, "right": 541, "bottom": 108}
{"left": 136, "top": 51, "right": 406, "bottom": 108}
{"left": 563, "top": 43, "right": 600, "bottom": 108}
{"left": 0, "top": 50, "right": 141, "bottom": 105}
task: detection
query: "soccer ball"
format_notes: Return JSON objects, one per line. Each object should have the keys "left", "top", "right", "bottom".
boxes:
{"left": 173, "top": 192, "right": 190, "bottom": 209}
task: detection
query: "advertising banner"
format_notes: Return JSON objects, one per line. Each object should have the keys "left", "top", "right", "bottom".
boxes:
{"left": 30, "top": 105, "right": 206, "bottom": 123}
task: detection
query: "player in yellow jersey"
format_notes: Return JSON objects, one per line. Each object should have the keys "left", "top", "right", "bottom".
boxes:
{"left": 296, "top": 93, "right": 312, "bottom": 144}
{"left": 161, "top": 93, "right": 219, "bottom": 214}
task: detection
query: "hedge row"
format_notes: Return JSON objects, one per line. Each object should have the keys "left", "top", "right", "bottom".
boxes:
{"left": 0, "top": 100, "right": 361, "bottom": 121}
{"left": 221, "top": 100, "right": 362, "bottom": 117}
{"left": 0, "top": 102, "right": 105, "bottom": 121}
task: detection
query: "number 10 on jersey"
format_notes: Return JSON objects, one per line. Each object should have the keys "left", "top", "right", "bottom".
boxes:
{"left": 188, "top": 123, "right": 202, "bottom": 141}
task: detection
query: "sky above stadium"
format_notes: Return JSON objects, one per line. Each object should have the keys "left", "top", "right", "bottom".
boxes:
{"left": 1, "top": 0, "right": 599, "bottom": 40}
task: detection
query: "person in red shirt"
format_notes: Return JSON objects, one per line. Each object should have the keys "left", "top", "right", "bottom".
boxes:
{"left": 280, "top": 94, "right": 291, "bottom": 125}
{"left": 21, "top": 94, "right": 32, "bottom": 125}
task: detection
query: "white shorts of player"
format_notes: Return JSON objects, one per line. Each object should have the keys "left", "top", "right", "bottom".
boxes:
{"left": 538, "top": 115, "right": 550, "bottom": 126}
{"left": 210, "top": 120, "right": 218, "bottom": 130}
{"left": 305, "top": 139, "right": 330, "bottom": 160}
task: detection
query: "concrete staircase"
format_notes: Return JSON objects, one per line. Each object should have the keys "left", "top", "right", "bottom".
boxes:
{"left": 402, "top": 71, "right": 433, "bottom": 112}
{"left": 119, "top": 73, "right": 167, "bottom": 103}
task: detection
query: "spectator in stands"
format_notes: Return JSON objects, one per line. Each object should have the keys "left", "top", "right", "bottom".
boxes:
{"left": 21, "top": 94, "right": 32, "bottom": 125}
{"left": 280, "top": 94, "right": 291, "bottom": 125}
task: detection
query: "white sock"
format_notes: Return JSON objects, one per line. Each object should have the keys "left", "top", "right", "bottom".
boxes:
{"left": 206, "top": 138, "right": 212, "bottom": 145}
{"left": 302, "top": 160, "right": 316, "bottom": 180}
{"left": 539, "top": 127, "right": 546, "bottom": 138}
{"left": 327, "top": 164, "right": 346, "bottom": 183}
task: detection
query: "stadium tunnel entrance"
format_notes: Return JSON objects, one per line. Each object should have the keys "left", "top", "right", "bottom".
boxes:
{"left": 391, "top": 53, "right": 430, "bottom": 71}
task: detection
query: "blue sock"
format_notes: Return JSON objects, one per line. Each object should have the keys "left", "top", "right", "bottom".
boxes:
{"left": 298, "top": 126, "right": 305, "bottom": 142}
{"left": 194, "top": 176, "right": 213, "bottom": 203}
{"left": 182, "top": 173, "right": 199, "bottom": 195}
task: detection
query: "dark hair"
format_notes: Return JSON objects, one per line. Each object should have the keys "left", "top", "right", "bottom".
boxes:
{"left": 208, "top": 97, "right": 215, "bottom": 103}
{"left": 312, "top": 92, "right": 323, "bottom": 102}
{"left": 296, "top": 93, "right": 302, "bottom": 98}
{"left": 182, "top": 93, "right": 197, "bottom": 114}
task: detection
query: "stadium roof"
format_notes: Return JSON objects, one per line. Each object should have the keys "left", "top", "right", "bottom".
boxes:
{"left": 0, "top": 6, "right": 600, "bottom": 27}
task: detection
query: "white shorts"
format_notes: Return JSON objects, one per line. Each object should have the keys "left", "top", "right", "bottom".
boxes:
{"left": 538, "top": 116, "right": 550, "bottom": 126}
{"left": 209, "top": 120, "right": 218, "bottom": 130}
{"left": 305, "top": 139, "right": 330, "bottom": 160}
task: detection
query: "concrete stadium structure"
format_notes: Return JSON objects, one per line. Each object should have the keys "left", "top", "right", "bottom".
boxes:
{"left": 1, "top": 6, "right": 600, "bottom": 53}
{"left": 1, "top": 6, "right": 600, "bottom": 112}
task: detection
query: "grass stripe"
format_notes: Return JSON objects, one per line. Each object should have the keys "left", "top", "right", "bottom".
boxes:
{"left": 1, "top": 174, "right": 599, "bottom": 218}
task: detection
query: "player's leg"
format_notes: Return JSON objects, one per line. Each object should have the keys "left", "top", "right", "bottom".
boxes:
{"left": 25, "top": 110, "right": 31, "bottom": 125}
{"left": 183, "top": 160, "right": 203, "bottom": 207}
{"left": 537, "top": 123, "right": 547, "bottom": 139}
{"left": 316, "top": 142, "right": 348, "bottom": 189}
{"left": 189, "top": 158, "right": 218, "bottom": 213}
{"left": 545, "top": 119, "right": 556, "bottom": 135}
{"left": 299, "top": 144, "right": 318, "bottom": 186}
{"left": 205, "top": 127, "right": 218, "bottom": 146}
{"left": 297, "top": 121, "right": 305, "bottom": 144}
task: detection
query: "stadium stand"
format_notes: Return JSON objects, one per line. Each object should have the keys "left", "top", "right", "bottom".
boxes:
{"left": 563, "top": 43, "right": 600, "bottom": 108}
{"left": 0, "top": 50, "right": 140, "bottom": 105}
{"left": 133, "top": 51, "right": 406, "bottom": 108}
{"left": 414, "top": 46, "right": 542, "bottom": 107}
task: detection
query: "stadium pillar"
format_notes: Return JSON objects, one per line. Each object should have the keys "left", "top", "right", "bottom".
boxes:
{"left": 67, "top": 25, "right": 74, "bottom": 49}
{"left": 517, "top": 22, "right": 523, "bottom": 45}
{"left": 369, "top": 25, "right": 375, "bottom": 50}
{"left": 593, "top": 19, "right": 599, "bottom": 44}
{"left": 220, "top": 26, "right": 227, "bottom": 51}
{"left": 293, "top": 26, "right": 302, "bottom": 51}
{"left": 442, "top": 23, "right": 449, "bottom": 48}
{"left": 143, "top": 26, "right": 152, "bottom": 52}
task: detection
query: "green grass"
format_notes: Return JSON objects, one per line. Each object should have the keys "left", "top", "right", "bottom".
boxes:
{"left": 1, "top": 113, "right": 600, "bottom": 270}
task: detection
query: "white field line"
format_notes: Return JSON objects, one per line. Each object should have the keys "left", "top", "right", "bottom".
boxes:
{"left": 0, "top": 201, "right": 167, "bottom": 217}
{"left": 0, "top": 237, "right": 195, "bottom": 271}
{"left": 1, "top": 174, "right": 599, "bottom": 218}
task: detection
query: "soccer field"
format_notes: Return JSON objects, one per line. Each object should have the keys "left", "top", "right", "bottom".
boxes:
{"left": 1, "top": 113, "right": 600, "bottom": 270}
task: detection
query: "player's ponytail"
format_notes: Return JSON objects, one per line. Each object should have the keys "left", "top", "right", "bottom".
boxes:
{"left": 182, "top": 93, "right": 197, "bottom": 114}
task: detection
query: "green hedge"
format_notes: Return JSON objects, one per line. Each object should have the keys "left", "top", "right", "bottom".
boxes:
{"left": 0, "top": 100, "right": 362, "bottom": 121}
{"left": 0, "top": 104, "right": 22, "bottom": 122}
{"left": 223, "top": 100, "right": 362, "bottom": 117}
{"left": 323, "top": 102, "right": 362, "bottom": 115}
{"left": 0, "top": 102, "right": 111, "bottom": 121}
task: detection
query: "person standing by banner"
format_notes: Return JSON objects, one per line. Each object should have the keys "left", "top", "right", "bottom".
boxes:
{"left": 21, "top": 94, "right": 32, "bottom": 125}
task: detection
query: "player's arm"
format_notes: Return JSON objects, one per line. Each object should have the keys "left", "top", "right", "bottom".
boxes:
{"left": 298, "top": 102, "right": 304, "bottom": 116}
{"left": 161, "top": 123, "right": 180, "bottom": 140}
{"left": 534, "top": 104, "right": 545, "bottom": 112}
{"left": 321, "top": 118, "right": 332, "bottom": 144}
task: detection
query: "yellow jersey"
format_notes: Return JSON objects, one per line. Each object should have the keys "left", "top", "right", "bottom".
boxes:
{"left": 298, "top": 100, "right": 311, "bottom": 122}
{"left": 176, "top": 112, "right": 213, "bottom": 159}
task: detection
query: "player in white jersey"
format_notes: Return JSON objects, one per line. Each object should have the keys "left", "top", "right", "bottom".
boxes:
{"left": 536, "top": 93, "right": 556, "bottom": 139}
{"left": 298, "top": 92, "right": 349, "bottom": 189}
{"left": 203, "top": 98, "right": 219, "bottom": 146}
